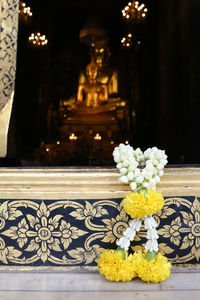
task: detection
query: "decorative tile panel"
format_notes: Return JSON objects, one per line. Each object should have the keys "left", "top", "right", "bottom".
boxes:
{"left": 0, "top": 196, "right": 200, "bottom": 268}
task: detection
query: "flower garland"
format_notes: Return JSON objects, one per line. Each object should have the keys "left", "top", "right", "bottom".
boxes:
{"left": 98, "top": 143, "right": 171, "bottom": 283}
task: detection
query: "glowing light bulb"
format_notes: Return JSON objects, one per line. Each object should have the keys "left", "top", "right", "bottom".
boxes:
{"left": 138, "top": 4, "right": 145, "bottom": 11}
{"left": 69, "top": 133, "right": 78, "bottom": 140}
{"left": 94, "top": 133, "right": 102, "bottom": 140}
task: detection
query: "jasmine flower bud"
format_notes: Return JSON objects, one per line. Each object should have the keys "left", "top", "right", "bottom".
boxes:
{"left": 119, "top": 175, "right": 129, "bottom": 184}
{"left": 130, "top": 182, "right": 137, "bottom": 190}
{"left": 127, "top": 172, "right": 134, "bottom": 181}
{"left": 120, "top": 168, "right": 127, "bottom": 175}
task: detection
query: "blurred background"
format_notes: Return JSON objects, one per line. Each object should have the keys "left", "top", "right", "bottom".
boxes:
{"left": 1, "top": 0, "right": 200, "bottom": 167}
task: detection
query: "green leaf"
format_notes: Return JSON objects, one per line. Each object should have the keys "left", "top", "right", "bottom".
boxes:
{"left": 146, "top": 250, "right": 156, "bottom": 261}
{"left": 137, "top": 187, "right": 147, "bottom": 198}
{"left": 116, "top": 247, "right": 126, "bottom": 260}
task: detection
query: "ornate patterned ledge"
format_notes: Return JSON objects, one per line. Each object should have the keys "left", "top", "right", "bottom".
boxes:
{"left": 0, "top": 167, "right": 200, "bottom": 270}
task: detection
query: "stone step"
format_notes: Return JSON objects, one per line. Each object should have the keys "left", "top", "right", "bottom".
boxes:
{"left": 0, "top": 271, "right": 200, "bottom": 300}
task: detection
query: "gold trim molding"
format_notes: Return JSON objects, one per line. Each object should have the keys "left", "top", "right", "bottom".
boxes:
{"left": 0, "top": 167, "right": 200, "bottom": 199}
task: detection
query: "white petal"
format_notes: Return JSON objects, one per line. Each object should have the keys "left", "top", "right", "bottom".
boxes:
{"left": 158, "top": 170, "right": 164, "bottom": 177}
{"left": 144, "top": 216, "right": 157, "bottom": 229}
{"left": 135, "top": 175, "right": 144, "bottom": 183}
{"left": 134, "top": 169, "right": 140, "bottom": 177}
{"left": 127, "top": 172, "right": 134, "bottom": 181}
{"left": 124, "top": 227, "right": 136, "bottom": 240}
{"left": 143, "top": 182, "right": 150, "bottom": 188}
{"left": 119, "top": 175, "right": 129, "bottom": 184}
{"left": 154, "top": 175, "right": 160, "bottom": 183}
{"left": 116, "top": 162, "right": 123, "bottom": 169}
{"left": 147, "top": 228, "right": 159, "bottom": 240}
{"left": 130, "top": 181, "right": 137, "bottom": 190}
{"left": 120, "top": 168, "right": 127, "bottom": 175}
{"left": 157, "top": 163, "right": 164, "bottom": 170}
{"left": 145, "top": 239, "right": 158, "bottom": 252}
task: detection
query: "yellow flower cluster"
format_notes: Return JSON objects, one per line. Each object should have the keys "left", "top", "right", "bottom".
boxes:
{"left": 98, "top": 249, "right": 171, "bottom": 283}
{"left": 123, "top": 189, "right": 164, "bottom": 218}
{"left": 98, "top": 250, "right": 137, "bottom": 282}
{"left": 132, "top": 250, "right": 171, "bottom": 283}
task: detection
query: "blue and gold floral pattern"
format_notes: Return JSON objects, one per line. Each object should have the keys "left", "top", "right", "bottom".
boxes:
{"left": 0, "top": 197, "right": 200, "bottom": 267}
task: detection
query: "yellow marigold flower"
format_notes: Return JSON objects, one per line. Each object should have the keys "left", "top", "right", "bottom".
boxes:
{"left": 123, "top": 189, "right": 164, "bottom": 218}
{"left": 98, "top": 250, "right": 137, "bottom": 282}
{"left": 133, "top": 250, "right": 171, "bottom": 283}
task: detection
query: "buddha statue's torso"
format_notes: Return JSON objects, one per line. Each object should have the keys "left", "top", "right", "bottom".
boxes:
{"left": 77, "top": 57, "right": 109, "bottom": 108}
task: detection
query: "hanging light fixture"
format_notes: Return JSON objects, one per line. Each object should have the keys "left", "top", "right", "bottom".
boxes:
{"left": 28, "top": 32, "right": 48, "bottom": 47}
{"left": 121, "top": 33, "right": 133, "bottom": 49}
{"left": 19, "top": 2, "right": 33, "bottom": 23}
{"left": 122, "top": 1, "right": 148, "bottom": 24}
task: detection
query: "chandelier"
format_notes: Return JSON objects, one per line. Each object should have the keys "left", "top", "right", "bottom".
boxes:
{"left": 121, "top": 33, "right": 142, "bottom": 49}
{"left": 28, "top": 32, "right": 48, "bottom": 47}
{"left": 19, "top": 2, "right": 32, "bottom": 23}
{"left": 122, "top": 1, "right": 148, "bottom": 23}
{"left": 121, "top": 33, "right": 133, "bottom": 48}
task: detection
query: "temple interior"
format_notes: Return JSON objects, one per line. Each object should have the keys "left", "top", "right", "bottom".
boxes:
{"left": 1, "top": 0, "right": 199, "bottom": 166}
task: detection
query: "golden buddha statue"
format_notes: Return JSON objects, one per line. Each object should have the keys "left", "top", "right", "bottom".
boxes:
{"left": 93, "top": 46, "right": 118, "bottom": 96}
{"left": 78, "top": 46, "right": 118, "bottom": 99}
{"left": 77, "top": 57, "right": 108, "bottom": 108}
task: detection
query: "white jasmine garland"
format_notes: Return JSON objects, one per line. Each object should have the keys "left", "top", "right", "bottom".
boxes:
{"left": 116, "top": 218, "right": 142, "bottom": 250}
{"left": 116, "top": 236, "right": 130, "bottom": 251}
{"left": 147, "top": 228, "right": 159, "bottom": 240}
{"left": 113, "top": 143, "right": 168, "bottom": 191}
{"left": 144, "top": 215, "right": 159, "bottom": 252}
{"left": 145, "top": 239, "right": 159, "bottom": 252}
{"left": 129, "top": 218, "right": 142, "bottom": 231}
{"left": 144, "top": 215, "right": 158, "bottom": 229}
{"left": 116, "top": 215, "right": 160, "bottom": 253}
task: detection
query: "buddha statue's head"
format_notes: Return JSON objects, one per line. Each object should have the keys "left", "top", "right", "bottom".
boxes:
{"left": 86, "top": 57, "right": 99, "bottom": 81}
{"left": 90, "top": 45, "right": 111, "bottom": 69}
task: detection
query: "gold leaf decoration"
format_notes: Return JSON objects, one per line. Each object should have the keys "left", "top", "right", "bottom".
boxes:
{"left": 25, "top": 239, "right": 39, "bottom": 252}
{"left": 60, "top": 220, "right": 88, "bottom": 250}
{"left": 95, "top": 206, "right": 108, "bottom": 218}
{"left": 158, "top": 206, "right": 176, "bottom": 219}
{"left": 26, "top": 214, "right": 39, "bottom": 228}
{"left": 2, "top": 226, "right": 18, "bottom": 239}
{"left": 159, "top": 243, "right": 174, "bottom": 254}
{"left": 180, "top": 211, "right": 193, "bottom": 226}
